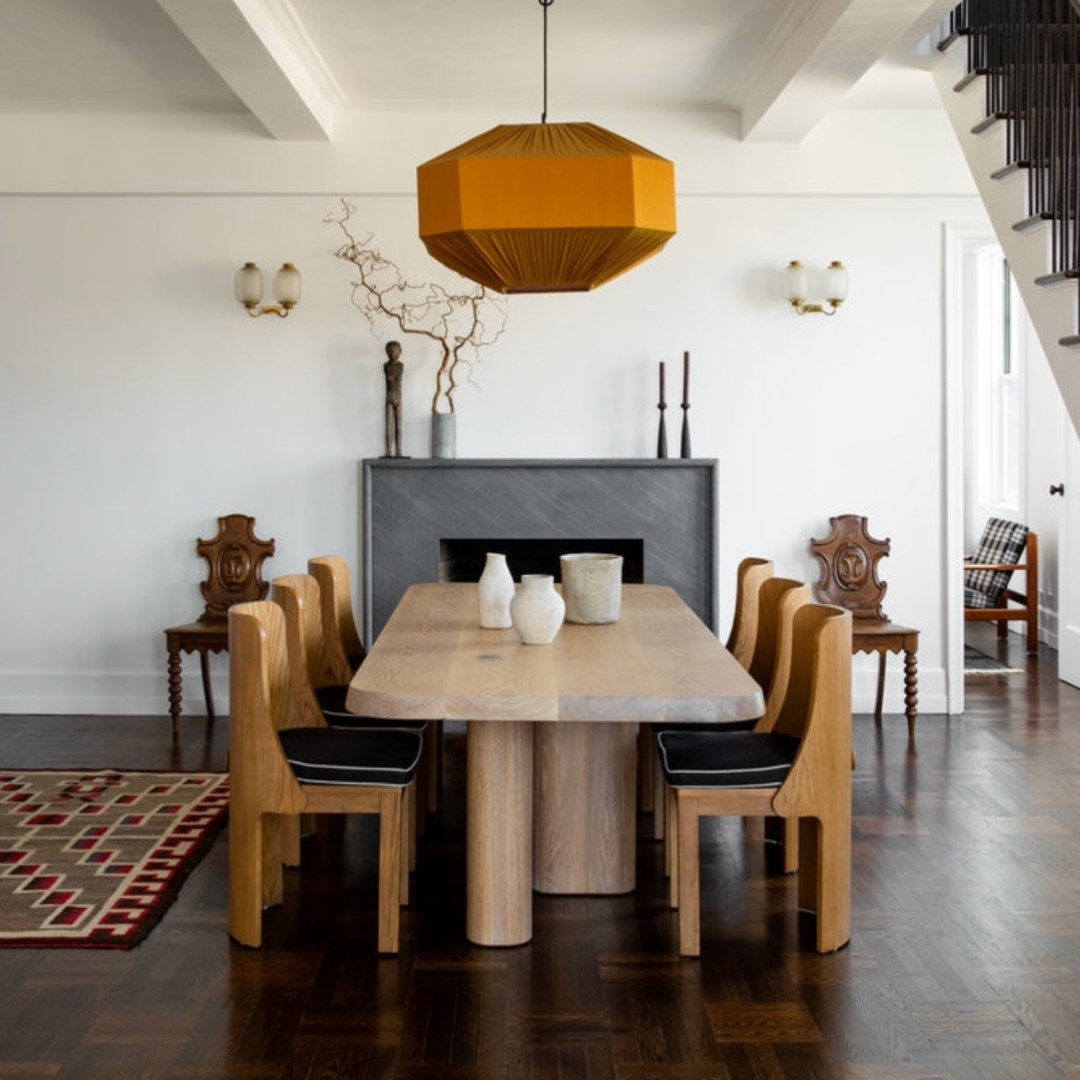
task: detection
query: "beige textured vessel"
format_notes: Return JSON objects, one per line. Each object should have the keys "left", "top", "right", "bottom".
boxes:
{"left": 560, "top": 553, "right": 623, "bottom": 624}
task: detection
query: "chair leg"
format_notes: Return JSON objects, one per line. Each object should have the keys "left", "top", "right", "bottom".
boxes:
{"left": 873, "top": 650, "right": 886, "bottom": 721}
{"left": 653, "top": 747, "right": 666, "bottom": 840}
{"left": 281, "top": 813, "right": 302, "bottom": 868}
{"left": 377, "top": 789, "right": 404, "bottom": 954}
{"left": 797, "top": 814, "right": 851, "bottom": 954}
{"left": 675, "top": 791, "right": 701, "bottom": 956}
{"left": 637, "top": 725, "right": 655, "bottom": 813}
{"left": 666, "top": 782, "right": 679, "bottom": 909}
{"left": 229, "top": 808, "right": 268, "bottom": 948}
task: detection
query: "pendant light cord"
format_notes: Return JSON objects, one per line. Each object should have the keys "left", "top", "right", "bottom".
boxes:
{"left": 540, "top": 0, "right": 553, "bottom": 123}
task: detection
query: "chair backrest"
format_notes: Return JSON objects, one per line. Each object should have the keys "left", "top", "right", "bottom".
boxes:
{"left": 308, "top": 556, "right": 367, "bottom": 685}
{"left": 228, "top": 600, "right": 305, "bottom": 812}
{"left": 746, "top": 577, "right": 811, "bottom": 703}
{"left": 771, "top": 604, "right": 852, "bottom": 818}
{"left": 809, "top": 514, "right": 890, "bottom": 620}
{"left": 755, "top": 580, "right": 813, "bottom": 732}
{"left": 964, "top": 517, "right": 1030, "bottom": 607}
{"left": 725, "top": 557, "right": 774, "bottom": 667}
{"left": 196, "top": 513, "right": 275, "bottom": 623}
{"left": 269, "top": 574, "right": 328, "bottom": 729}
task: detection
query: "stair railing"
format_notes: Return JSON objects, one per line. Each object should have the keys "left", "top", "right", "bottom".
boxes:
{"left": 946, "top": 0, "right": 1080, "bottom": 305}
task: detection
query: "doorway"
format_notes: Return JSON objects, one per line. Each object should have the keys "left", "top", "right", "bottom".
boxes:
{"left": 945, "top": 222, "right": 1064, "bottom": 711}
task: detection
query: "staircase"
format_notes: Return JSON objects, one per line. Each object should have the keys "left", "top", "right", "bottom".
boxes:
{"left": 934, "top": 0, "right": 1080, "bottom": 433}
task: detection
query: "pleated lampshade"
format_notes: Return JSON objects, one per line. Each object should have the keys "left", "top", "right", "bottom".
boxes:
{"left": 417, "top": 121, "right": 677, "bottom": 294}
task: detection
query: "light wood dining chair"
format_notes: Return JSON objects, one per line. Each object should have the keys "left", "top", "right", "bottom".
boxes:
{"left": 725, "top": 557, "right": 775, "bottom": 668}
{"left": 651, "top": 575, "right": 807, "bottom": 842}
{"left": 308, "top": 556, "right": 442, "bottom": 814}
{"left": 307, "top": 555, "right": 367, "bottom": 687}
{"left": 270, "top": 573, "right": 425, "bottom": 865}
{"left": 658, "top": 603, "right": 852, "bottom": 956}
{"left": 640, "top": 557, "right": 774, "bottom": 821}
{"left": 227, "top": 600, "right": 422, "bottom": 952}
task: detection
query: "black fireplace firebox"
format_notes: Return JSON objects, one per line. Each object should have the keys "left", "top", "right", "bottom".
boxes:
{"left": 361, "top": 458, "right": 718, "bottom": 643}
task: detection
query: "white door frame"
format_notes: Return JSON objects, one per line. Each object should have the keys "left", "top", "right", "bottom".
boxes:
{"left": 943, "top": 221, "right": 1004, "bottom": 715}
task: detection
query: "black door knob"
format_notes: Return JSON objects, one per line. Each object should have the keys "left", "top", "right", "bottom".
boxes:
{"left": 1050, "top": 483, "right": 1065, "bottom": 496}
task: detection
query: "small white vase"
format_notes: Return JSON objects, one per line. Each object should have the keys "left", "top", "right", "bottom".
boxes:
{"left": 478, "top": 552, "right": 514, "bottom": 628}
{"left": 509, "top": 574, "right": 565, "bottom": 645}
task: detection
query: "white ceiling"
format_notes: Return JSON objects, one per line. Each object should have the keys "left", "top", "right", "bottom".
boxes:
{"left": 0, "top": 0, "right": 956, "bottom": 143}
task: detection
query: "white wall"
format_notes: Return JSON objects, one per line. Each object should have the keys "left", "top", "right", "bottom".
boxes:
{"left": 0, "top": 103, "right": 986, "bottom": 717}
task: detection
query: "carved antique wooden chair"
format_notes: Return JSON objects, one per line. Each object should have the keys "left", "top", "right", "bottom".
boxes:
{"left": 810, "top": 514, "right": 919, "bottom": 735}
{"left": 227, "top": 599, "right": 422, "bottom": 952}
{"left": 163, "top": 513, "right": 274, "bottom": 734}
{"left": 964, "top": 517, "right": 1039, "bottom": 654}
{"left": 658, "top": 604, "right": 853, "bottom": 956}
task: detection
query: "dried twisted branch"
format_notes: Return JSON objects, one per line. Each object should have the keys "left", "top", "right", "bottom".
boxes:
{"left": 326, "top": 199, "right": 508, "bottom": 414}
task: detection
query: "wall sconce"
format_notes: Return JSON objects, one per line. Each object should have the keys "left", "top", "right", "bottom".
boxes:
{"left": 782, "top": 260, "right": 848, "bottom": 316}
{"left": 234, "top": 262, "right": 301, "bottom": 318}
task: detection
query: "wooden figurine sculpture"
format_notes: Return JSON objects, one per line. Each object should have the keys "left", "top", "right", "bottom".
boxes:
{"left": 383, "top": 340, "right": 404, "bottom": 458}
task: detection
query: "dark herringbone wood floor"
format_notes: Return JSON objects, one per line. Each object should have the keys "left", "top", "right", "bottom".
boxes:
{"left": 2, "top": 625, "right": 1080, "bottom": 1079}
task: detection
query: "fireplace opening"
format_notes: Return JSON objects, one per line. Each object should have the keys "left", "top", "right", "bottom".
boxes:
{"left": 439, "top": 538, "right": 645, "bottom": 585}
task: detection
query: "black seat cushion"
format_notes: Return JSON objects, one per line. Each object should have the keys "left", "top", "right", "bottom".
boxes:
{"left": 315, "top": 684, "right": 427, "bottom": 732}
{"left": 657, "top": 730, "right": 799, "bottom": 789}
{"left": 278, "top": 727, "right": 423, "bottom": 787}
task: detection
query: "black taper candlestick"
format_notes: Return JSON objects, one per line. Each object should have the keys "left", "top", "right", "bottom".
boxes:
{"left": 657, "top": 360, "right": 668, "bottom": 459}
{"left": 679, "top": 350, "right": 691, "bottom": 459}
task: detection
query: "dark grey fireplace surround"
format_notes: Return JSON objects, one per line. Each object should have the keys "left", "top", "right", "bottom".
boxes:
{"left": 361, "top": 458, "right": 718, "bottom": 643}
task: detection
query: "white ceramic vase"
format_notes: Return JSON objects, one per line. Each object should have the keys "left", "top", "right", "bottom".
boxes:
{"left": 509, "top": 574, "right": 565, "bottom": 645}
{"left": 478, "top": 552, "right": 514, "bottom": 628}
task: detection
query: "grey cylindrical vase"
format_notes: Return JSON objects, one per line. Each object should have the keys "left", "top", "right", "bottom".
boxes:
{"left": 431, "top": 412, "right": 457, "bottom": 459}
{"left": 560, "top": 552, "right": 623, "bottom": 624}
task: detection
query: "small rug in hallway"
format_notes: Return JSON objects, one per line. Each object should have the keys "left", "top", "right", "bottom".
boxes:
{"left": 964, "top": 645, "right": 1023, "bottom": 675}
{"left": 0, "top": 771, "right": 228, "bottom": 949}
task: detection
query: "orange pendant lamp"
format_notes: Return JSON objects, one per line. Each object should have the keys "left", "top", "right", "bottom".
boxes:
{"left": 416, "top": 1, "right": 676, "bottom": 294}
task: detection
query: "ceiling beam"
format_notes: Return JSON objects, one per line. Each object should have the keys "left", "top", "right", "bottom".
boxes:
{"left": 155, "top": 0, "right": 343, "bottom": 140}
{"left": 738, "top": 0, "right": 954, "bottom": 142}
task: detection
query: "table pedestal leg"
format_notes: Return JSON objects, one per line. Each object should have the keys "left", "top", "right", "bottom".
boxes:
{"left": 466, "top": 720, "right": 533, "bottom": 946}
{"left": 534, "top": 721, "right": 638, "bottom": 895}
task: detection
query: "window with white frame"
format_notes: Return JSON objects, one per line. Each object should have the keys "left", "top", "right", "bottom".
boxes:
{"left": 970, "top": 247, "right": 1022, "bottom": 512}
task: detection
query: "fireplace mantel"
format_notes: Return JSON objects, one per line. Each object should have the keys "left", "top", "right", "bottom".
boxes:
{"left": 361, "top": 458, "right": 718, "bottom": 643}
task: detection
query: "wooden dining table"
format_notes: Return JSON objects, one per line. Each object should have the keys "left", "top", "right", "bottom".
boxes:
{"left": 346, "top": 581, "right": 764, "bottom": 947}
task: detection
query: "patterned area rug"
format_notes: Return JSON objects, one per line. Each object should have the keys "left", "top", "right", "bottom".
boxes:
{"left": 964, "top": 645, "right": 1023, "bottom": 675}
{"left": 0, "top": 771, "right": 228, "bottom": 949}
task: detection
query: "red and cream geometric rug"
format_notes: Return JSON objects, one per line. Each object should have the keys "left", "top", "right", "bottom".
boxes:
{"left": 0, "top": 771, "right": 228, "bottom": 948}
